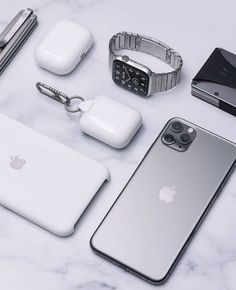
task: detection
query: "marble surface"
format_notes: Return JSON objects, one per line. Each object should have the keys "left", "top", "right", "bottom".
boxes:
{"left": 0, "top": 0, "right": 236, "bottom": 289}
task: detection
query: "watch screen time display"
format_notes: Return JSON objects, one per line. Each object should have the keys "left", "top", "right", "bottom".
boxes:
{"left": 112, "top": 60, "right": 149, "bottom": 96}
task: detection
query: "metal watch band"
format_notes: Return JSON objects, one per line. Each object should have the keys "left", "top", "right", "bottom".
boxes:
{"left": 109, "top": 32, "right": 183, "bottom": 93}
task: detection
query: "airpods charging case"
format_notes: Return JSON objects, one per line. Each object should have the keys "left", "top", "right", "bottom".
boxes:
{"left": 35, "top": 20, "right": 93, "bottom": 75}
{"left": 79, "top": 96, "right": 143, "bottom": 148}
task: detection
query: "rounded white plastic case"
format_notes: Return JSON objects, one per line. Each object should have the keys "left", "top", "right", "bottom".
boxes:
{"left": 0, "top": 113, "right": 109, "bottom": 237}
{"left": 78, "top": 96, "right": 142, "bottom": 148}
{"left": 35, "top": 20, "right": 93, "bottom": 74}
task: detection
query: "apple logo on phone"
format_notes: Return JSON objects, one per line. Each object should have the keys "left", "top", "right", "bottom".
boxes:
{"left": 159, "top": 186, "right": 177, "bottom": 203}
{"left": 10, "top": 156, "right": 26, "bottom": 170}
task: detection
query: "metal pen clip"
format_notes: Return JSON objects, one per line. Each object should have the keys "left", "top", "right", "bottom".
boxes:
{"left": 0, "top": 8, "right": 37, "bottom": 74}
{"left": 0, "top": 9, "right": 33, "bottom": 48}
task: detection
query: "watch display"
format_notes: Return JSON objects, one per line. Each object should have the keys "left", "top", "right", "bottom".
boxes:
{"left": 112, "top": 60, "right": 149, "bottom": 97}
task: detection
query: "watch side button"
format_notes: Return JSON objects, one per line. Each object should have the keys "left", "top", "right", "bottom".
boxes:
{"left": 122, "top": 55, "right": 129, "bottom": 62}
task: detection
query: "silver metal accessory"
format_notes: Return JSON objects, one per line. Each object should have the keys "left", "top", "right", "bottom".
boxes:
{"left": 0, "top": 8, "right": 37, "bottom": 74}
{"left": 36, "top": 82, "right": 85, "bottom": 113}
{"left": 109, "top": 32, "right": 183, "bottom": 97}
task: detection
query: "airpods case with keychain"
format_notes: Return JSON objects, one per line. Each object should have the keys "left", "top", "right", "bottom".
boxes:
{"left": 35, "top": 20, "right": 93, "bottom": 74}
{"left": 78, "top": 96, "right": 142, "bottom": 148}
{"left": 36, "top": 83, "right": 142, "bottom": 149}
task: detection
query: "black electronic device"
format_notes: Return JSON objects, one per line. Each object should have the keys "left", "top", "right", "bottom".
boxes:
{"left": 192, "top": 48, "right": 236, "bottom": 116}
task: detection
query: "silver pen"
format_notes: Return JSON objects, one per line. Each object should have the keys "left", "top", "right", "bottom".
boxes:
{"left": 0, "top": 8, "right": 37, "bottom": 74}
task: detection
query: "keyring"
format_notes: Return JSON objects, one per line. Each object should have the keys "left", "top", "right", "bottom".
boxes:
{"left": 36, "top": 82, "right": 143, "bottom": 148}
{"left": 64, "top": 96, "right": 85, "bottom": 113}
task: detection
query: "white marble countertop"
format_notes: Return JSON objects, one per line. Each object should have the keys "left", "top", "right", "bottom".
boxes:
{"left": 0, "top": 0, "right": 236, "bottom": 289}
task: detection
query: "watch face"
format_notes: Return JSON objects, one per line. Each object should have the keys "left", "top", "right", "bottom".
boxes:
{"left": 112, "top": 60, "right": 149, "bottom": 96}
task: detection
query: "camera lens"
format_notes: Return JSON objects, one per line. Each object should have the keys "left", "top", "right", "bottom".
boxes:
{"left": 171, "top": 121, "right": 183, "bottom": 133}
{"left": 163, "top": 134, "right": 175, "bottom": 144}
{"left": 180, "top": 133, "right": 191, "bottom": 144}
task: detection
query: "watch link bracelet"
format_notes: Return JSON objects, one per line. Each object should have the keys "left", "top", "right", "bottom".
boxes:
{"left": 109, "top": 32, "right": 183, "bottom": 97}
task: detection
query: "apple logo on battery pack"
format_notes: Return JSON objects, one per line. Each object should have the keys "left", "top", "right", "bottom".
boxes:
{"left": 10, "top": 156, "right": 26, "bottom": 170}
{"left": 159, "top": 186, "right": 177, "bottom": 203}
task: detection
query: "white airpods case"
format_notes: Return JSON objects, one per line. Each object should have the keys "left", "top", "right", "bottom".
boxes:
{"left": 35, "top": 20, "right": 93, "bottom": 74}
{"left": 78, "top": 96, "right": 142, "bottom": 148}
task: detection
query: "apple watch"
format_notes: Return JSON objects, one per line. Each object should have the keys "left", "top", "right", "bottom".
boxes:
{"left": 109, "top": 32, "right": 183, "bottom": 97}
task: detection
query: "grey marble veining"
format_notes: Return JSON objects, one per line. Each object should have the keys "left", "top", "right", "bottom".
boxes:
{"left": 0, "top": 0, "right": 235, "bottom": 289}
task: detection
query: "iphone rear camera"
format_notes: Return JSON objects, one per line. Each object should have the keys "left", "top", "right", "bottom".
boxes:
{"left": 180, "top": 133, "right": 192, "bottom": 144}
{"left": 171, "top": 121, "right": 183, "bottom": 133}
{"left": 163, "top": 134, "right": 175, "bottom": 144}
{"left": 162, "top": 120, "right": 196, "bottom": 152}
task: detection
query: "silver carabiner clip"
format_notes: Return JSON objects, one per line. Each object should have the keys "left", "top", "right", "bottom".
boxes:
{"left": 36, "top": 82, "right": 85, "bottom": 113}
{"left": 36, "top": 82, "right": 70, "bottom": 105}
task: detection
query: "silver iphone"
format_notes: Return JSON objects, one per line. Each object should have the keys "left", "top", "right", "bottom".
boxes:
{"left": 90, "top": 117, "right": 236, "bottom": 284}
